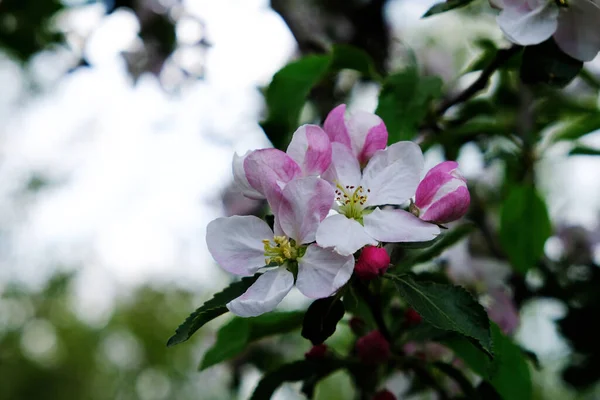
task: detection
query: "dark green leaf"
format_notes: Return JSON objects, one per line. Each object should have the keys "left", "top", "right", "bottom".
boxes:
{"left": 422, "top": 0, "right": 477, "bottom": 17}
{"left": 499, "top": 185, "right": 552, "bottom": 273}
{"left": 376, "top": 67, "right": 443, "bottom": 143}
{"left": 199, "top": 311, "right": 305, "bottom": 371}
{"left": 250, "top": 360, "right": 343, "bottom": 400}
{"left": 302, "top": 297, "right": 345, "bottom": 345}
{"left": 520, "top": 39, "right": 583, "bottom": 87}
{"left": 260, "top": 55, "right": 331, "bottom": 149}
{"left": 331, "top": 44, "right": 381, "bottom": 81}
{"left": 552, "top": 114, "right": 600, "bottom": 142}
{"left": 166, "top": 274, "right": 260, "bottom": 346}
{"left": 445, "top": 324, "right": 533, "bottom": 400}
{"left": 389, "top": 275, "right": 492, "bottom": 355}
{"left": 392, "top": 224, "right": 474, "bottom": 271}
{"left": 569, "top": 145, "right": 600, "bottom": 156}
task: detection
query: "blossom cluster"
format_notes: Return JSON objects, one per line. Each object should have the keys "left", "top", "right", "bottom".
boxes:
{"left": 206, "top": 105, "right": 470, "bottom": 317}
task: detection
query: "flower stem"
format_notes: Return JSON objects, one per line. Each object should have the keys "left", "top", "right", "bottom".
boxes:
{"left": 354, "top": 280, "right": 392, "bottom": 342}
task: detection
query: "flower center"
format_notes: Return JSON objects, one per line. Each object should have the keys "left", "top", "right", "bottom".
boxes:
{"left": 335, "top": 183, "right": 370, "bottom": 222}
{"left": 263, "top": 236, "right": 301, "bottom": 266}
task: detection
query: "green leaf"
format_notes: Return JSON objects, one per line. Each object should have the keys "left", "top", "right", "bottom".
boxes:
{"left": 520, "top": 39, "right": 583, "bottom": 87}
{"left": 499, "top": 185, "right": 552, "bottom": 273}
{"left": 445, "top": 324, "right": 533, "bottom": 400}
{"left": 199, "top": 311, "right": 305, "bottom": 371}
{"left": 260, "top": 55, "right": 331, "bottom": 149}
{"left": 331, "top": 44, "right": 381, "bottom": 81}
{"left": 389, "top": 275, "right": 493, "bottom": 355}
{"left": 422, "top": 0, "right": 477, "bottom": 17}
{"left": 552, "top": 114, "right": 600, "bottom": 142}
{"left": 250, "top": 360, "right": 343, "bottom": 400}
{"left": 166, "top": 274, "right": 260, "bottom": 347}
{"left": 392, "top": 224, "right": 474, "bottom": 271}
{"left": 302, "top": 296, "right": 345, "bottom": 345}
{"left": 569, "top": 145, "right": 600, "bottom": 156}
{"left": 376, "top": 67, "right": 443, "bottom": 143}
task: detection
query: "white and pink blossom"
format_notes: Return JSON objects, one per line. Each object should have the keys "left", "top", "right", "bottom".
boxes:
{"left": 491, "top": 0, "right": 600, "bottom": 62}
{"left": 315, "top": 117, "right": 440, "bottom": 256}
{"left": 232, "top": 124, "right": 332, "bottom": 203}
{"left": 206, "top": 177, "right": 354, "bottom": 317}
{"left": 414, "top": 161, "right": 470, "bottom": 225}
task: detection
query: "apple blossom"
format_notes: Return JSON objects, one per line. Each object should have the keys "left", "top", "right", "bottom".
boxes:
{"left": 413, "top": 161, "right": 470, "bottom": 225}
{"left": 232, "top": 124, "right": 332, "bottom": 202}
{"left": 491, "top": 0, "right": 600, "bottom": 62}
{"left": 206, "top": 177, "right": 354, "bottom": 317}
{"left": 315, "top": 124, "right": 440, "bottom": 256}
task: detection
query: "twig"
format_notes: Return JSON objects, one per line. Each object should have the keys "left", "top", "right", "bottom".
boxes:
{"left": 436, "top": 45, "right": 521, "bottom": 116}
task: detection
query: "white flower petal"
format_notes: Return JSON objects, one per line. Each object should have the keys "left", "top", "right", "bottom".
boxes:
{"left": 554, "top": 1, "right": 600, "bottom": 62}
{"left": 226, "top": 268, "right": 294, "bottom": 317}
{"left": 277, "top": 177, "right": 334, "bottom": 244}
{"left": 497, "top": 1, "right": 558, "bottom": 46}
{"left": 296, "top": 245, "right": 354, "bottom": 298}
{"left": 364, "top": 208, "right": 440, "bottom": 243}
{"left": 316, "top": 214, "right": 378, "bottom": 256}
{"left": 322, "top": 142, "right": 362, "bottom": 189}
{"left": 206, "top": 216, "right": 272, "bottom": 276}
{"left": 361, "top": 141, "right": 424, "bottom": 206}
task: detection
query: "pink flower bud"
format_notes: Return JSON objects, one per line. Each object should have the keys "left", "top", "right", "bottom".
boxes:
{"left": 414, "top": 161, "right": 470, "bottom": 224}
{"left": 349, "top": 317, "right": 367, "bottom": 336}
{"left": 356, "top": 330, "right": 390, "bottom": 365}
{"left": 305, "top": 344, "right": 328, "bottom": 360}
{"left": 373, "top": 390, "right": 396, "bottom": 400}
{"left": 355, "top": 246, "right": 390, "bottom": 280}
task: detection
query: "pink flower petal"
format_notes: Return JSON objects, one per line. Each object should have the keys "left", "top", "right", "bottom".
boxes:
{"left": 232, "top": 152, "right": 265, "bottom": 200}
{"left": 364, "top": 208, "right": 440, "bottom": 243}
{"left": 296, "top": 244, "right": 354, "bottom": 298}
{"left": 420, "top": 186, "right": 470, "bottom": 224}
{"left": 361, "top": 141, "right": 424, "bottom": 207}
{"left": 348, "top": 110, "right": 388, "bottom": 165}
{"left": 244, "top": 148, "right": 302, "bottom": 207}
{"left": 277, "top": 177, "right": 334, "bottom": 244}
{"left": 415, "top": 161, "right": 461, "bottom": 209}
{"left": 323, "top": 104, "right": 352, "bottom": 150}
{"left": 227, "top": 268, "right": 294, "bottom": 317}
{"left": 286, "top": 124, "right": 332, "bottom": 176}
{"left": 316, "top": 214, "right": 378, "bottom": 256}
{"left": 206, "top": 216, "right": 273, "bottom": 276}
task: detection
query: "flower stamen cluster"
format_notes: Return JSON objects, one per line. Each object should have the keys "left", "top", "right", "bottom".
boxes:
{"left": 336, "top": 184, "right": 369, "bottom": 221}
{"left": 263, "top": 236, "right": 299, "bottom": 265}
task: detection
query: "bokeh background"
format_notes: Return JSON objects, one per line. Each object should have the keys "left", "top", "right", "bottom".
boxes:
{"left": 1, "top": 0, "right": 600, "bottom": 399}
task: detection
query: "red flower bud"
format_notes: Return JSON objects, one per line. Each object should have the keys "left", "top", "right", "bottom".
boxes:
{"left": 356, "top": 330, "right": 390, "bottom": 365}
{"left": 355, "top": 246, "right": 390, "bottom": 280}
{"left": 305, "top": 344, "right": 328, "bottom": 360}
{"left": 372, "top": 390, "right": 396, "bottom": 400}
{"left": 405, "top": 308, "right": 422, "bottom": 325}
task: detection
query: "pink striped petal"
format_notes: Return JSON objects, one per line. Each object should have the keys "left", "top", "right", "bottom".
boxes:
{"left": 286, "top": 124, "right": 332, "bottom": 176}
{"left": 323, "top": 104, "right": 352, "bottom": 149}
{"left": 348, "top": 110, "right": 388, "bottom": 165}
{"left": 322, "top": 143, "right": 362, "bottom": 189}
{"left": 415, "top": 161, "right": 462, "bottom": 208}
{"left": 244, "top": 148, "right": 302, "bottom": 207}
{"left": 420, "top": 186, "right": 470, "bottom": 224}
{"left": 276, "top": 177, "right": 334, "bottom": 244}
{"left": 553, "top": 1, "right": 600, "bottom": 62}
{"left": 227, "top": 268, "right": 294, "bottom": 317}
{"left": 364, "top": 208, "right": 440, "bottom": 243}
